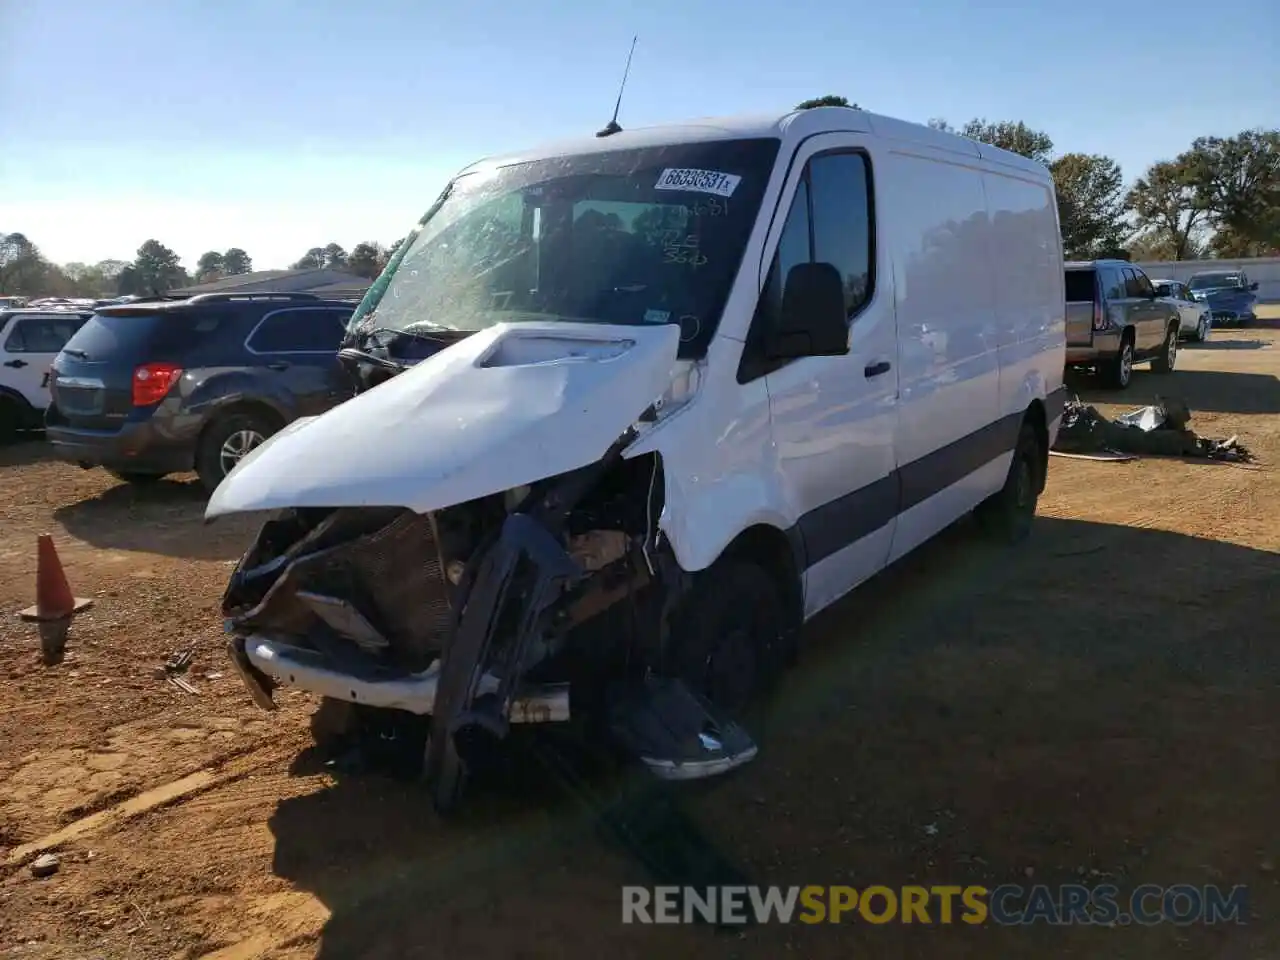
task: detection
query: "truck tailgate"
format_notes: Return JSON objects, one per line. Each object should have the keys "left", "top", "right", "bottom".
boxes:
{"left": 1066, "top": 301, "right": 1094, "bottom": 347}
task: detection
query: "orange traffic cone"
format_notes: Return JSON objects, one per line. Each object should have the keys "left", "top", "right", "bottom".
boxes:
{"left": 35, "top": 534, "right": 76, "bottom": 620}
{"left": 18, "top": 534, "right": 93, "bottom": 664}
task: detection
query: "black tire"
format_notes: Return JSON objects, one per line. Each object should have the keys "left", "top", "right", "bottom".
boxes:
{"left": 0, "top": 398, "right": 20, "bottom": 444}
{"left": 195, "top": 410, "right": 279, "bottom": 493}
{"left": 1151, "top": 324, "right": 1178, "bottom": 374}
{"left": 665, "top": 559, "right": 787, "bottom": 718}
{"left": 1103, "top": 334, "right": 1135, "bottom": 389}
{"left": 975, "top": 420, "right": 1041, "bottom": 545}
{"left": 309, "top": 696, "right": 358, "bottom": 744}
{"left": 106, "top": 469, "right": 169, "bottom": 485}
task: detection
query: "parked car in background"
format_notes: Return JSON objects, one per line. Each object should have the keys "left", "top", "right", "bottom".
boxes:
{"left": 1187, "top": 269, "right": 1259, "bottom": 327}
{"left": 1152, "top": 278, "right": 1213, "bottom": 342}
{"left": 45, "top": 292, "right": 356, "bottom": 490}
{"left": 0, "top": 308, "right": 93, "bottom": 440}
{"left": 1065, "top": 260, "right": 1181, "bottom": 388}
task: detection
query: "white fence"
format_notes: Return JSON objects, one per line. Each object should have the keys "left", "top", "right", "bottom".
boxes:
{"left": 1131, "top": 256, "right": 1280, "bottom": 303}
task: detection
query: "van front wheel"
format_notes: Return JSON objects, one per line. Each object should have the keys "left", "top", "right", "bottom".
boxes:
{"left": 667, "top": 560, "right": 786, "bottom": 718}
{"left": 976, "top": 421, "right": 1041, "bottom": 544}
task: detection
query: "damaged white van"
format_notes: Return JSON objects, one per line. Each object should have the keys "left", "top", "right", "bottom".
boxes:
{"left": 208, "top": 106, "right": 1067, "bottom": 812}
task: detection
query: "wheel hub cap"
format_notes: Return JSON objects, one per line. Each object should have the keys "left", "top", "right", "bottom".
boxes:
{"left": 219, "top": 429, "right": 265, "bottom": 476}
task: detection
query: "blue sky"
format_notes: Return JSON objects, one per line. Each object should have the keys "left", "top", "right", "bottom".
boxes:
{"left": 2, "top": 0, "right": 1276, "bottom": 272}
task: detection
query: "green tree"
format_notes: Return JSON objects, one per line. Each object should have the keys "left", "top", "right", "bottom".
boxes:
{"left": 292, "top": 247, "right": 325, "bottom": 269}
{"left": 1050, "top": 153, "right": 1128, "bottom": 260}
{"left": 347, "top": 242, "right": 385, "bottom": 279}
{"left": 132, "top": 239, "right": 186, "bottom": 293}
{"left": 59, "top": 261, "right": 121, "bottom": 298}
{"left": 116, "top": 264, "right": 141, "bottom": 296}
{"left": 292, "top": 244, "right": 348, "bottom": 270}
{"left": 796, "top": 94, "right": 859, "bottom": 110}
{"left": 0, "top": 232, "right": 48, "bottom": 295}
{"left": 380, "top": 238, "right": 406, "bottom": 272}
{"left": 1126, "top": 159, "right": 1209, "bottom": 261}
{"left": 321, "top": 243, "right": 348, "bottom": 269}
{"left": 1183, "top": 129, "right": 1280, "bottom": 255}
{"left": 956, "top": 118, "right": 1055, "bottom": 165}
{"left": 222, "top": 248, "right": 252, "bottom": 275}
{"left": 195, "top": 251, "right": 226, "bottom": 283}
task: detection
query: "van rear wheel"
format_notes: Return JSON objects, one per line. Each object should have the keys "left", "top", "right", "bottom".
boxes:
{"left": 976, "top": 421, "right": 1041, "bottom": 545}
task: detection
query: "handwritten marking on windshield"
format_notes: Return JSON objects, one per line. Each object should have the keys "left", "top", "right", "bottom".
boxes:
{"left": 688, "top": 197, "right": 729, "bottom": 218}
{"left": 662, "top": 232, "right": 708, "bottom": 268}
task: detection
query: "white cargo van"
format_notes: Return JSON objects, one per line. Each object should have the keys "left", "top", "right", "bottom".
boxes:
{"left": 208, "top": 106, "right": 1067, "bottom": 812}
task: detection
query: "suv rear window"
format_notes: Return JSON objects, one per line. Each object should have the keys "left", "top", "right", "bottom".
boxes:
{"left": 61, "top": 309, "right": 224, "bottom": 360}
{"left": 1064, "top": 269, "right": 1095, "bottom": 302}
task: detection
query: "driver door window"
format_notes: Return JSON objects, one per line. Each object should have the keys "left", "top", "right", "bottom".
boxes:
{"left": 1123, "top": 268, "right": 1144, "bottom": 298}
{"left": 740, "top": 151, "right": 873, "bottom": 382}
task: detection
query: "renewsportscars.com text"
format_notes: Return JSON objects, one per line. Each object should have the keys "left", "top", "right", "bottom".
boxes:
{"left": 622, "top": 884, "right": 1249, "bottom": 926}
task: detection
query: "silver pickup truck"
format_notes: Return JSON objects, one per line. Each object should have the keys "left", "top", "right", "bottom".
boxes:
{"left": 1065, "top": 259, "right": 1181, "bottom": 389}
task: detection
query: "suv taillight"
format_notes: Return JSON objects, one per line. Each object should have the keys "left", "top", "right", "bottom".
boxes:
{"left": 1092, "top": 301, "right": 1105, "bottom": 331}
{"left": 132, "top": 362, "right": 183, "bottom": 406}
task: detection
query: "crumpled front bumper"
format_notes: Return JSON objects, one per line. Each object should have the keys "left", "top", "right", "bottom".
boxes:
{"left": 228, "top": 632, "right": 570, "bottom": 723}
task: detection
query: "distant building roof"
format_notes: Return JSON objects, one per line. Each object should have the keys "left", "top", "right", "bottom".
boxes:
{"left": 170, "top": 268, "right": 371, "bottom": 298}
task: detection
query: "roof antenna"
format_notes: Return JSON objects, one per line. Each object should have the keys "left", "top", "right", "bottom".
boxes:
{"left": 596, "top": 35, "right": 637, "bottom": 138}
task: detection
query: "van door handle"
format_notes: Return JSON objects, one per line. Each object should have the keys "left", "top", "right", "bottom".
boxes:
{"left": 864, "top": 361, "right": 891, "bottom": 378}
{"left": 266, "top": 361, "right": 291, "bottom": 371}
{"left": 4, "top": 359, "right": 27, "bottom": 369}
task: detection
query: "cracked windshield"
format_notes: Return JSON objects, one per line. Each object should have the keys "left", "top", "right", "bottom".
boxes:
{"left": 351, "top": 139, "right": 778, "bottom": 354}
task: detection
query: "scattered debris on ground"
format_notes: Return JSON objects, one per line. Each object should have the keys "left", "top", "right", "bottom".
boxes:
{"left": 157, "top": 647, "right": 200, "bottom": 694}
{"left": 1053, "top": 396, "right": 1255, "bottom": 462}
{"left": 29, "top": 853, "right": 60, "bottom": 878}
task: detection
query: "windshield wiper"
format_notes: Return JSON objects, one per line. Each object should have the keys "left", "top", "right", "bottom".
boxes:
{"left": 359, "top": 326, "right": 460, "bottom": 346}
{"left": 61, "top": 348, "right": 89, "bottom": 359}
{"left": 337, "top": 346, "right": 409, "bottom": 371}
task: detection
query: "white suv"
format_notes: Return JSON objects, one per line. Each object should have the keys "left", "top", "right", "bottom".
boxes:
{"left": 1152, "top": 279, "right": 1213, "bottom": 342}
{"left": 0, "top": 309, "right": 92, "bottom": 440}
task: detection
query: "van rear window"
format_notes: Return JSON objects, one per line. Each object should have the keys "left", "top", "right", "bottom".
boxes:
{"left": 1064, "top": 269, "right": 1096, "bottom": 303}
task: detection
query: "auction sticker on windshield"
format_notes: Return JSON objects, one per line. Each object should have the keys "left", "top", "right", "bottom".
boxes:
{"left": 654, "top": 168, "right": 741, "bottom": 198}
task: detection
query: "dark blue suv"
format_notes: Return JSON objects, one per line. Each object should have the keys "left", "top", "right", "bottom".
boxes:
{"left": 1187, "top": 269, "right": 1260, "bottom": 327}
{"left": 46, "top": 292, "right": 356, "bottom": 492}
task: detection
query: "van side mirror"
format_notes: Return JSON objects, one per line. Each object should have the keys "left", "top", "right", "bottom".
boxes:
{"left": 1249, "top": 281, "right": 1259, "bottom": 291}
{"left": 766, "top": 262, "right": 850, "bottom": 360}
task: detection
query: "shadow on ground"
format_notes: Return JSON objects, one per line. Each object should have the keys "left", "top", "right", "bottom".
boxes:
{"left": 52, "top": 477, "right": 253, "bottom": 561}
{"left": 1182, "top": 338, "right": 1272, "bottom": 352}
{"left": 0, "top": 434, "right": 55, "bottom": 467}
{"left": 267, "top": 516, "right": 1280, "bottom": 959}
{"left": 1068, "top": 368, "right": 1280, "bottom": 416}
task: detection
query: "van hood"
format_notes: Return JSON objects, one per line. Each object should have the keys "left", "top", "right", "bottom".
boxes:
{"left": 205, "top": 320, "right": 681, "bottom": 519}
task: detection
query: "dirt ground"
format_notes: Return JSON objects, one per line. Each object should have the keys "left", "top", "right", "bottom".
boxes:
{"left": 2, "top": 326, "right": 1279, "bottom": 959}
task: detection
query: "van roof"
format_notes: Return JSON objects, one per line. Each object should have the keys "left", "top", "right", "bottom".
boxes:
{"left": 457, "top": 106, "right": 1053, "bottom": 181}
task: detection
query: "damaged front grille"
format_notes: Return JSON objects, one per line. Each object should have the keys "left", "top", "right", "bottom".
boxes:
{"left": 223, "top": 507, "right": 454, "bottom": 670}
